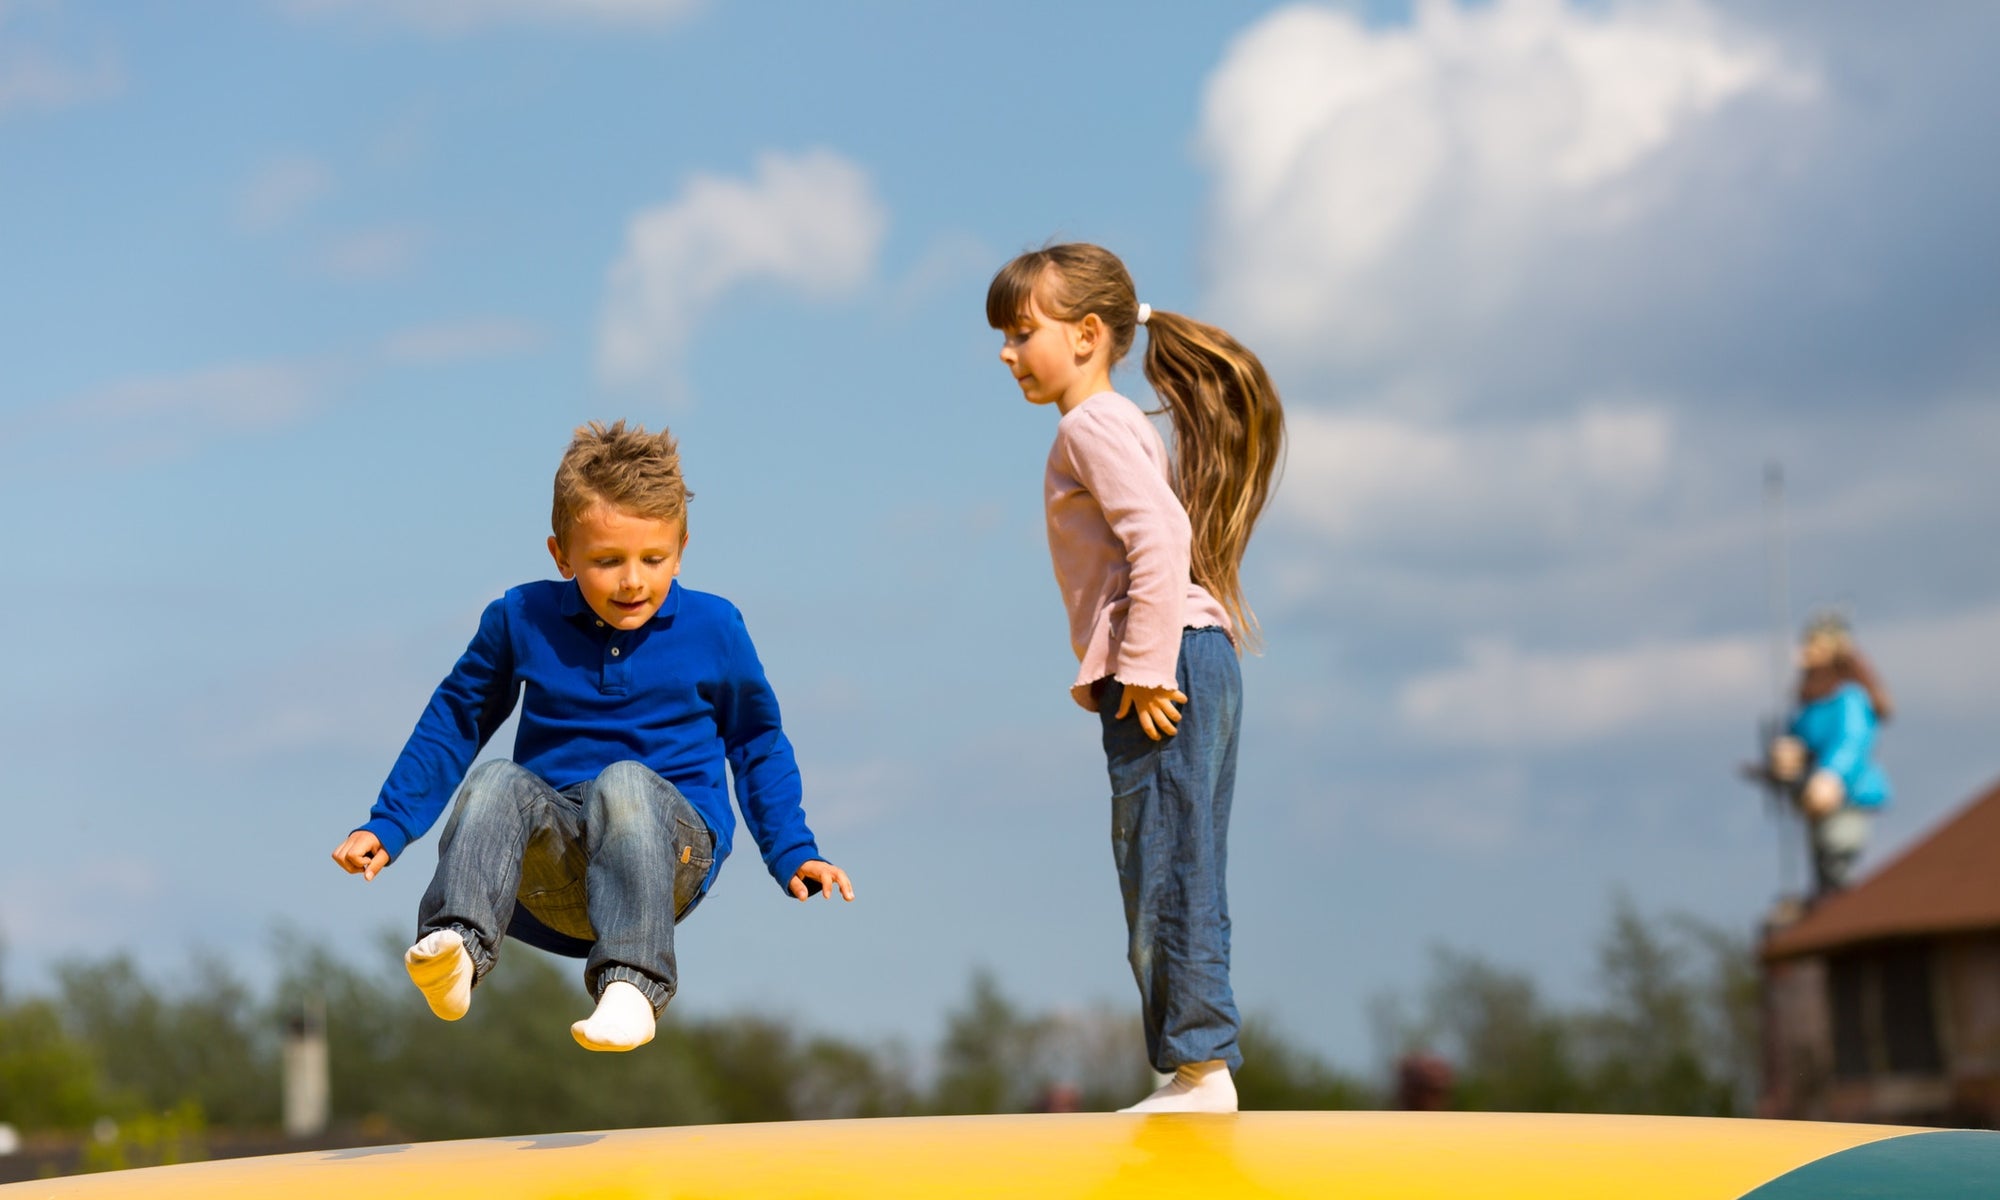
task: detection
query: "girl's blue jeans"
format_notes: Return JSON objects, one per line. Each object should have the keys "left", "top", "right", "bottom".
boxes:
{"left": 417, "top": 758, "right": 714, "bottom": 1017}
{"left": 1096, "top": 626, "right": 1244, "bottom": 1073}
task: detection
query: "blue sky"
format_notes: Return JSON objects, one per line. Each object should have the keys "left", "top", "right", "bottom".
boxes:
{"left": 3, "top": 0, "right": 1997, "bottom": 1075}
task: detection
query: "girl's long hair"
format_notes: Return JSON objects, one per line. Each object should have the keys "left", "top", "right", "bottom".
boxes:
{"left": 1798, "top": 614, "right": 1895, "bottom": 721}
{"left": 987, "top": 243, "right": 1285, "bottom": 648}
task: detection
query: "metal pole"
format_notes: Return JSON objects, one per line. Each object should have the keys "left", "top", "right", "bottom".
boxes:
{"left": 1763, "top": 461, "right": 1798, "bottom": 897}
{"left": 1765, "top": 462, "right": 1792, "bottom": 712}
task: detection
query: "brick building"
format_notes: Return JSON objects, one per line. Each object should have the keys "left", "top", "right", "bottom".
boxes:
{"left": 1760, "top": 778, "right": 2000, "bottom": 1127}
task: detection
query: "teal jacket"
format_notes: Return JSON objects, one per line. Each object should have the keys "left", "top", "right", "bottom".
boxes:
{"left": 1790, "top": 682, "right": 1891, "bottom": 808}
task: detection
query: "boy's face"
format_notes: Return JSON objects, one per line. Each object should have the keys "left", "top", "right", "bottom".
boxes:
{"left": 547, "top": 503, "right": 686, "bottom": 631}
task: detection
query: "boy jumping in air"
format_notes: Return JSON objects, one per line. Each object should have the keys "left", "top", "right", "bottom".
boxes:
{"left": 332, "top": 420, "right": 852, "bottom": 1051}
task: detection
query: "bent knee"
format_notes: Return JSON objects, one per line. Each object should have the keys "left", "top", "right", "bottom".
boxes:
{"left": 590, "top": 761, "right": 666, "bottom": 824}
{"left": 459, "top": 759, "right": 537, "bottom": 806}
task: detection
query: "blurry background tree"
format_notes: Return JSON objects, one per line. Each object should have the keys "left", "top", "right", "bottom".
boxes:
{"left": 0, "top": 895, "right": 1756, "bottom": 1169}
{"left": 1372, "top": 896, "right": 1758, "bottom": 1115}
{"left": 0, "top": 980, "right": 107, "bottom": 1129}
{"left": 57, "top": 952, "right": 279, "bottom": 1129}
{"left": 930, "top": 971, "right": 1156, "bottom": 1114}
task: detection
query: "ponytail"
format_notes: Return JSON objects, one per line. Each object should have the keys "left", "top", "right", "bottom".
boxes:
{"left": 1141, "top": 308, "right": 1284, "bottom": 649}
{"left": 986, "top": 242, "right": 1286, "bottom": 649}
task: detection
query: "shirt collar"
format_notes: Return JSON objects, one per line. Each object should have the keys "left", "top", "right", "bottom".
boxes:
{"left": 560, "top": 578, "right": 683, "bottom": 629}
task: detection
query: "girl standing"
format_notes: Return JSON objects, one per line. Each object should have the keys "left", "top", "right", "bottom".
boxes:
{"left": 988, "top": 243, "right": 1283, "bottom": 1112}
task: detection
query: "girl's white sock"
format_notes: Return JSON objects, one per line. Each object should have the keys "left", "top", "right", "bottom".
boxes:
{"left": 404, "top": 929, "right": 474, "bottom": 1021}
{"left": 1119, "top": 1060, "right": 1239, "bottom": 1113}
{"left": 570, "top": 980, "right": 656, "bottom": 1052}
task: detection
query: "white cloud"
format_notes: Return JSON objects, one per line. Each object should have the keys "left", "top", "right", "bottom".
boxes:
{"left": 237, "top": 155, "right": 332, "bottom": 232}
{"left": 0, "top": 9, "right": 122, "bottom": 121}
{"left": 381, "top": 317, "right": 543, "bottom": 364}
{"left": 280, "top": 0, "right": 699, "bottom": 33}
{"left": 1277, "top": 400, "right": 1672, "bottom": 545}
{"left": 1399, "top": 632, "right": 1764, "bottom": 749}
{"left": 1198, "top": 0, "right": 1814, "bottom": 360}
{"left": 597, "top": 149, "right": 888, "bottom": 392}
{"left": 0, "top": 52, "right": 119, "bottom": 118}
{"left": 316, "top": 225, "right": 424, "bottom": 280}
{"left": 1397, "top": 602, "right": 2000, "bottom": 751}
{"left": 70, "top": 361, "right": 324, "bottom": 432}
{"left": 0, "top": 357, "right": 330, "bottom": 464}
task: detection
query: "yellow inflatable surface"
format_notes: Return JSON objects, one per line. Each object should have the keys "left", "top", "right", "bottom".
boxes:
{"left": 4, "top": 1112, "right": 1995, "bottom": 1199}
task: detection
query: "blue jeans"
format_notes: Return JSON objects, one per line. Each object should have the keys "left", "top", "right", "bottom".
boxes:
{"left": 1096, "top": 626, "right": 1243, "bottom": 1072}
{"left": 417, "top": 758, "right": 714, "bottom": 1016}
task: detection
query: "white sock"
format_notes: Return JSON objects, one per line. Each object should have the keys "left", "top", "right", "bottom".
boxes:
{"left": 570, "top": 980, "right": 657, "bottom": 1052}
{"left": 404, "top": 929, "right": 474, "bottom": 1021}
{"left": 1119, "top": 1060, "right": 1239, "bottom": 1114}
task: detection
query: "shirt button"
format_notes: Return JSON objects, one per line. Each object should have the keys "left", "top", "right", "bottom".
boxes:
{"left": 610, "top": 647, "right": 621, "bottom": 657}
{"left": 595, "top": 620, "right": 604, "bottom": 628}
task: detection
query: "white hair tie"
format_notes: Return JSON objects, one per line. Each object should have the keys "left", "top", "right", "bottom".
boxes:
{"left": 1136, "top": 302, "right": 1152, "bottom": 327}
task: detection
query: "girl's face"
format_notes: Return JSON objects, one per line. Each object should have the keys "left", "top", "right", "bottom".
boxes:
{"left": 1800, "top": 633, "right": 1841, "bottom": 670}
{"left": 997, "top": 293, "right": 1087, "bottom": 409}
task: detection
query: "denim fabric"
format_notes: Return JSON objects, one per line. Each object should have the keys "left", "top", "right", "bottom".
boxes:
{"left": 417, "top": 758, "right": 714, "bottom": 1016}
{"left": 1096, "top": 626, "right": 1243, "bottom": 1072}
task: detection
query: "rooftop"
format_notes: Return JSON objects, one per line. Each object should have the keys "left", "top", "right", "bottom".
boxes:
{"left": 1764, "top": 776, "right": 2000, "bottom": 960}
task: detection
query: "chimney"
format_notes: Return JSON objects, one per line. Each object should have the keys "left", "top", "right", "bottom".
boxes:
{"left": 282, "top": 998, "right": 329, "bottom": 1139}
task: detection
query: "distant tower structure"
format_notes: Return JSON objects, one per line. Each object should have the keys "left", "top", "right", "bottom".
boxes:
{"left": 282, "top": 998, "right": 329, "bottom": 1139}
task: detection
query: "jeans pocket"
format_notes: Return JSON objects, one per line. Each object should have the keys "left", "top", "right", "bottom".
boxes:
{"left": 672, "top": 816, "right": 714, "bottom": 918}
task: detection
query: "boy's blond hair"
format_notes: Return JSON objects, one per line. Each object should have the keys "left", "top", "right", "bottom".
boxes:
{"left": 551, "top": 420, "right": 691, "bottom": 540}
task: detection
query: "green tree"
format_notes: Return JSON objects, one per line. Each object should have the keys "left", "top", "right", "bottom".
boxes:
{"left": 274, "top": 932, "right": 915, "bottom": 1138}
{"left": 783, "top": 1034, "right": 917, "bottom": 1120}
{"left": 1372, "top": 898, "right": 1760, "bottom": 1117}
{"left": 76, "top": 1101, "right": 205, "bottom": 1173}
{"left": 1234, "top": 1017, "right": 1374, "bottom": 1110}
{"left": 1575, "top": 898, "right": 1740, "bottom": 1116}
{"left": 929, "top": 972, "right": 1154, "bottom": 1113}
{"left": 56, "top": 951, "right": 279, "bottom": 1128}
{"left": 931, "top": 971, "right": 1052, "bottom": 1114}
{"left": 0, "top": 995, "right": 108, "bottom": 1129}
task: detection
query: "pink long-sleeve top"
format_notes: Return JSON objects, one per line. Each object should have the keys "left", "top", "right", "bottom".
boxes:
{"left": 1045, "top": 391, "right": 1233, "bottom": 711}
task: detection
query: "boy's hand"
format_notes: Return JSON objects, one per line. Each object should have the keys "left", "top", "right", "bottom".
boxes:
{"left": 1116, "top": 684, "right": 1188, "bottom": 741}
{"left": 789, "top": 860, "right": 855, "bottom": 902}
{"left": 332, "top": 831, "right": 392, "bottom": 881}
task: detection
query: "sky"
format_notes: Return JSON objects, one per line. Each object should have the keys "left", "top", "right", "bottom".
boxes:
{"left": 3, "top": 0, "right": 1998, "bottom": 1078}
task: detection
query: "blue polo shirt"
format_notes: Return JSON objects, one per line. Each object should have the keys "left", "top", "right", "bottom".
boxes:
{"left": 360, "top": 578, "right": 820, "bottom": 899}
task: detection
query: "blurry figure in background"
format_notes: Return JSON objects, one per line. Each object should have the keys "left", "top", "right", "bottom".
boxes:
{"left": 1033, "top": 1082, "right": 1084, "bottom": 1113}
{"left": 1766, "top": 612, "right": 1893, "bottom": 897}
{"left": 1395, "top": 1052, "right": 1454, "bottom": 1111}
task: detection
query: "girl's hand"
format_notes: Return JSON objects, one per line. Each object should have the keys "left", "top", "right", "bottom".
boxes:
{"left": 1117, "top": 684, "right": 1188, "bottom": 741}
{"left": 1767, "top": 735, "right": 1806, "bottom": 783}
{"left": 1802, "top": 769, "right": 1846, "bottom": 818}
{"left": 790, "top": 859, "right": 856, "bottom": 902}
